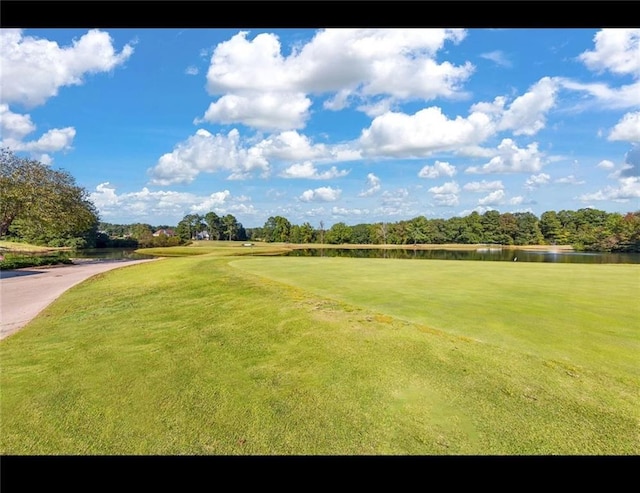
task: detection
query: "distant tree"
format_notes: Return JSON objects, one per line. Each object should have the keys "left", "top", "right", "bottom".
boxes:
{"left": 480, "top": 210, "right": 501, "bottom": 243}
{"left": 176, "top": 213, "right": 205, "bottom": 241}
{"left": 326, "top": 222, "right": 352, "bottom": 244}
{"left": 497, "top": 212, "right": 518, "bottom": 245}
{"left": 540, "top": 211, "right": 565, "bottom": 245}
{"left": 376, "top": 222, "right": 388, "bottom": 245}
{"left": 351, "top": 223, "right": 375, "bottom": 244}
{"left": 223, "top": 214, "right": 238, "bottom": 241}
{"left": 406, "top": 216, "right": 430, "bottom": 245}
{"left": 205, "top": 212, "right": 223, "bottom": 240}
{"left": 426, "top": 219, "right": 445, "bottom": 244}
{"left": 299, "top": 222, "right": 315, "bottom": 243}
{"left": 613, "top": 211, "right": 640, "bottom": 252}
{"left": 236, "top": 222, "right": 247, "bottom": 241}
{"left": 514, "top": 212, "right": 543, "bottom": 245}
{"left": 129, "top": 223, "right": 153, "bottom": 239}
{"left": 274, "top": 216, "right": 292, "bottom": 242}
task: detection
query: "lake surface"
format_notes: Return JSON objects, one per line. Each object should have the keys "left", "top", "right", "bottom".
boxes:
{"left": 71, "top": 248, "right": 156, "bottom": 260}
{"left": 283, "top": 248, "right": 640, "bottom": 264}
{"left": 70, "top": 247, "right": 640, "bottom": 264}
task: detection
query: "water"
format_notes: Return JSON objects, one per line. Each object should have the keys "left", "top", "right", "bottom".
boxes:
{"left": 71, "top": 248, "right": 156, "bottom": 261}
{"left": 282, "top": 248, "right": 640, "bottom": 264}
{"left": 69, "top": 247, "right": 640, "bottom": 264}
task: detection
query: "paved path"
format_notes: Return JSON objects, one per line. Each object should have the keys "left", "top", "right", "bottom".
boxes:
{"left": 0, "top": 258, "right": 159, "bottom": 340}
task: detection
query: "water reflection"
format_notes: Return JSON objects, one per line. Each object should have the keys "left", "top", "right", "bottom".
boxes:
{"left": 71, "top": 248, "right": 155, "bottom": 260}
{"left": 283, "top": 248, "right": 640, "bottom": 264}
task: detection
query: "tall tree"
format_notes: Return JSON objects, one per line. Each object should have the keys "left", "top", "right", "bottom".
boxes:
{"left": 176, "top": 213, "right": 204, "bottom": 241}
{"left": 271, "top": 216, "right": 291, "bottom": 242}
{"left": 326, "top": 222, "right": 352, "bottom": 244}
{"left": 205, "top": 211, "right": 223, "bottom": 240}
{"left": 514, "top": 212, "right": 543, "bottom": 245}
{"left": 223, "top": 214, "right": 238, "bottom": 241}
{"left": 1, "top": 148, "right": 99, "bottom": 245}
{"left": 540, "top": 211, "right": 564, "bottom": 245}
{"left": 406, "top": 216, "right": 430, "bottom": 245}
{"left": 376, "top": 222, "right": 388, "bottom": 245}
{"left": 299, "top": 222, "right": 315, "bottom": 243}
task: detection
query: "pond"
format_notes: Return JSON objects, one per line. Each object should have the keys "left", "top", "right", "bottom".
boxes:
{"left": 283, "top": 248, "right": 640, "bottom": 264}
{"left": 71, "top": 248, "right": 156, "bottom": 261}
{"left": 69, "top": 246, "right": 640, "bottom": 264}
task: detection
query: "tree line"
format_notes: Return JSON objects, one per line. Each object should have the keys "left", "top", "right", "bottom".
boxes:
{"left": 246, "top": 209, "right": 640, "bottom": 252}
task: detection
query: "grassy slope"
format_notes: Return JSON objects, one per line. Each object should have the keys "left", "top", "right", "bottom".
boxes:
{"left": 0, "top": 240, "right": 70, "bottom": 253}
{"left": 1, "top": 254, "right": 638, "bottom": 454}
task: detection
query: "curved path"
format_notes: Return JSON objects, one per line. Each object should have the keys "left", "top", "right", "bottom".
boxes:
{"left": 0, "top": 258, "right": 159, "bottom": 340}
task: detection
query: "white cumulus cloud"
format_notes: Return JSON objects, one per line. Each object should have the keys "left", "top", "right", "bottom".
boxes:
{"left": 478, "top": 189, "right": 505, "bottom": 206}
{"left": 428, "top": 181, "right": 460, "bottom": 206}
{"left": 148, "top": 128, "right": 270, "bottom": 185}
{"left": 525, "top": 173, "right": 551, "bottom": 190}
{"left": 255, "top": 130, "right": 361, "bottom": 164}
{"left": 579, "top": 28, "right": 640, "bottom": 77}
{"left": 359, "top": 173, "right": 382, "bottom": 197}
{"left": 466, "top": 139, "right": 544, "bottom": 174}
{"left": 299, "top": 186, "right": 342, "bottom": 202}
{"left": 0, "top": 29, "right": 134, "bottom": 108}
{"left": 202, "top": 29, "right": 474, "bottom": 131}
{"left": 279, "top": 161, "right": 349, "bottom": 179}
{"left": 332, "top": 206, "right": 369, "bottom": 216}
{"left": 608, "top": 111, "right": 640, "bottom": 142}
{"left": 197, "top": 92, "right": 312, "bottom": 131}
{"left": 463, "top": 180, "right": 504, "bottom": 192}
{"left": 579, "top": 176, "right": 640, "bottom": 202}
{"left": 0, "top": 104, "right": 76, "bottom": 163}
{"left": 0, "top": 104, "right": 36, "bottom": 139}
{"left": 359, "top": 106, "right": 494, "bottom": 157}
{"left": 498, "top": 77, "right": 559, "bottom": 136}
{"left": 89, "top": 182, "right": 254, "bottom": 221}
{"left": 555, "top": 175, "right": 586, "bottom": 185}
{"left": 418, "top": 160, "right": 457, "bottom": 178}
{"left": 597, "top": 159, "right": 616, "bottom": 169}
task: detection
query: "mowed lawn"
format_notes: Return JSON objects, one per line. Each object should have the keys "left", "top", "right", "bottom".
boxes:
{"left": 1, "top": 254, "right": 638, "bottom": 454}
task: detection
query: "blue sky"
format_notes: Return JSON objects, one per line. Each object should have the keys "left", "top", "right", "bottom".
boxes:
{"left": 1, "top": 28, "right": 639, "bottom": 228}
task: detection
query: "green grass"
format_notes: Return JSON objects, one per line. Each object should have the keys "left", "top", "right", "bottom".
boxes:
{"left": 231, "top": 257, "right": 640, "bottom": 378}
{"left": 137, "top": 241, "right": 291, "bottom": 257}
{"left": 1, "top": 255, "right": 638, "bottom": 454}
{"left": 0, "top": 240, "right": 70, "bottom": 253}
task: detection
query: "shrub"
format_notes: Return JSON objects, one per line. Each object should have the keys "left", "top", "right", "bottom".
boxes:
{"left": 0, "top": 252, "right": 73, "bottom": 270}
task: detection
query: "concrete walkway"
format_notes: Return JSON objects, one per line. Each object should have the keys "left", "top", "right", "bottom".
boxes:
{"left": 0, "top": 258, "right": 159, "bottom": 340}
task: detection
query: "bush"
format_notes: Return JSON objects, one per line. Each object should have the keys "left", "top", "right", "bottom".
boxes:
{"left": 0, "top": 252, "right": 73, "bottom": 270}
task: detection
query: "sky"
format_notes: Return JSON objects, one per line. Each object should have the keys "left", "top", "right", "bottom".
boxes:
{"left": 1, "top": 27, "right": 639, "bottom": 228}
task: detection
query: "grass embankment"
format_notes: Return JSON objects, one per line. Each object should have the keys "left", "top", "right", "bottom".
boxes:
{"left": 137, "top": 240, "right": 291, "bottom": 258}
{"left": 1, "top": 251, "right": 638, "bottom": 454}
{"left": 0, "top": 240, "right": 73, "bottom": 270}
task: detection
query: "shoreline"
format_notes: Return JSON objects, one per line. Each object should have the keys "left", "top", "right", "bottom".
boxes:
{"left": 282, "top": 243, "right": 575, "bottom": 252}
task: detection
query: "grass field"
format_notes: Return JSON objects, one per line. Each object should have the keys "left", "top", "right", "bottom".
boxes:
{"left": 0, "top": 240, "right": 70, "bottom": 253}
{"left": 1, "top": 249, "right": 638, "bottom": 454}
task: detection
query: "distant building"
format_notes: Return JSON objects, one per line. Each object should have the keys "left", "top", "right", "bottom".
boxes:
{"left": 153, "top": 229, "right": 175, "bottom": 237}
